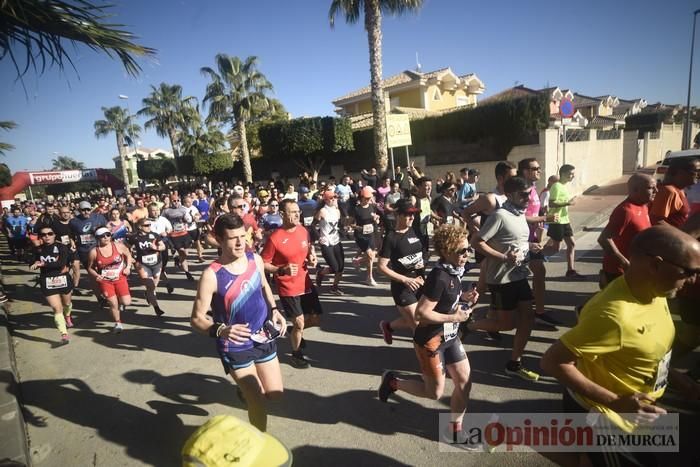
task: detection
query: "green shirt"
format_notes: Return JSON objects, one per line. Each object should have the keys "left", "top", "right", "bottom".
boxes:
{"left": 548, "top": 181, "right": 570, "bottom": 224}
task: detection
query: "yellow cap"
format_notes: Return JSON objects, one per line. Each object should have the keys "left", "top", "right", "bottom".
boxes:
{"left": 182, "top": 415, "right": 292, "bottom": 467}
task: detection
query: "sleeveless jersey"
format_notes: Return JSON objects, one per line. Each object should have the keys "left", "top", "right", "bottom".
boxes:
{"left": 95, "top": 242, "right": 125, "bottom": 281}
{"left": 210, "top": 252, "right": 267, "bottom": 353}
{"left": 318, "top": 206, "right": 340, "bottom": 246}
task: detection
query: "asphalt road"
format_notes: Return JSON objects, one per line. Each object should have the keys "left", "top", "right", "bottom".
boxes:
{"left": 4, "top": 227, "right": 616, "bottom": 467}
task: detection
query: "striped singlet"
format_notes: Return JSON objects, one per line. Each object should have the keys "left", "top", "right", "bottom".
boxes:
{"left": 209, "top": 252, "right": 267, "bottom": 353}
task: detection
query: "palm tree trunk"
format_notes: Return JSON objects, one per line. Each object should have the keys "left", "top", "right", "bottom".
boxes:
{"left": 168, "top": 128, "right": 180, "bottom": 159}
{"left": 364, "top": 0, "right": 388, "bottom": 173}
{"left": 116, "top": 133, "right": 130, "bottom": 192}
{"left": 237, "top": 118, "right": 253, "bottom": 183}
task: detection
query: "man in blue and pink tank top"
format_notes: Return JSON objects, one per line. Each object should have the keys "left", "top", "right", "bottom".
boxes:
{"left": 190, "top": 213, "right": 286, "bottom": 432}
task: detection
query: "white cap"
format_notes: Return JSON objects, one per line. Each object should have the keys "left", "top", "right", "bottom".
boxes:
{"left": 95, "top": 227, "right": 110, "bottom": 237}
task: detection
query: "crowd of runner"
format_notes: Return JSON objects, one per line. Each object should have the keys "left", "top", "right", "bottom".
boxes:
{"left": 2, "top": 156, "right": 700, "bottom": 465}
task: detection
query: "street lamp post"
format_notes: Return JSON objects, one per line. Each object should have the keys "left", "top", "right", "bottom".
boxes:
{"left": 683, "top": 9, "right": 700, "bottom": 150}
{"left": 118, "top": 94, "right": 136, "bottom": 192}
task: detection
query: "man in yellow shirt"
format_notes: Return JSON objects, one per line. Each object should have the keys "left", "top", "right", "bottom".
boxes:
{"left": 541, "top": 225, "right": 700, "bottom": 466}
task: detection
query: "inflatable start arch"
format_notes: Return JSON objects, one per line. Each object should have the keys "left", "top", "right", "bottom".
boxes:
{"left": 0, "top": 169, "right": 124, "bottom": 202}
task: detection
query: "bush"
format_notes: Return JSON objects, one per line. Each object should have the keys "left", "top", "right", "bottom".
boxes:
{"left": 137, "top": 158, "right": 177, "bottom": 184}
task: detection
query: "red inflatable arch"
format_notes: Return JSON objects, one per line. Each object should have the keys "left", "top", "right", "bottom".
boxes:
{"left": 0, "top": 169, "right": 124, "bottom": 202}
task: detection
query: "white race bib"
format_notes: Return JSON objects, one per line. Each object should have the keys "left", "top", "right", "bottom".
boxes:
{"left": 653, "top": 350, "right": 672, "bottom": 391}
{"left": 102, "top": 267, "right": 121, "bottom": 281}
{"left": 443, "top": 322, "right": 459, "bottom": 341}
{"left": 60, "top": 235, "right": 71, "bottom": 245}
{"left": 173, "top": 222, "right": 186, "bottom": 232}
{"left": 141, "top": 253, "right": 158, "bottom": 266}
{"left": 80, "top": 233, "right": 95, "bottom": 245}
{"left": 45, "top": 275, "right": 68, "bottom": 290}
{"left": 303, "top": 216, "right": 313, "bottom": 227}
{"left": 362, "top": 224, "right": 374, "bottom": 235}
{"left": 446, "top": 215, "right": 454, "bottom": 225}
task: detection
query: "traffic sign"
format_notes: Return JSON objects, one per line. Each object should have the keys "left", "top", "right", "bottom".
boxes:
{"left": 560, "top": 98, "right": 574, "bottom": 118}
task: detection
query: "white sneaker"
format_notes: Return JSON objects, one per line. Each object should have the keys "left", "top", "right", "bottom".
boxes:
{"left": 365, "top": 278, "right": 378, "bottom": 287}
{"left": 113, "top": 322, "right": 123, "bottom": 333}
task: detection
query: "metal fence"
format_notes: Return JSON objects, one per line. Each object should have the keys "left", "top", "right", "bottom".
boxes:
{"left": 565, "top": 129, "right": 590, "bottom": 142}
{"left": 596, "top": 129, "right": 621, "bottom": 140}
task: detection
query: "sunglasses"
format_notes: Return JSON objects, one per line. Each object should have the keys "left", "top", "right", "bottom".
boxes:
{"left": 456, "top": 247, "right": 470, "bottom": 256}
{"left": 528, "top": 166, "right": 541, "bottom": 171}
{"left": 97, "top": 233, "right": 112, "bottom": 238}
{"left": 269, "top": 204, "right": 279, "bottom": 207}
{"left": 81, "top": 208, "right": 91, "bottom": 212}
{"left": 40, "top": 232, "right": 55, "bottom": 237}
{"left": 142, "top": 223, "right": 152, "bottom": 227}
{"left": 652, "top": 255, "right": 700, "bottom": 278}
{"left": 232, "top": 205, "right": 245, "bottom": 210}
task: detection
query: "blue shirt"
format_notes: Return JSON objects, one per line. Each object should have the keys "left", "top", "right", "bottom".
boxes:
{"left": 194, "top": 198, "right": 210, "bottom": 222}
{"left": 6, "top": 215, "right": 29, "bottom": 238}
{"left": 335, "top": 184, "right": 352, "bottom": 202}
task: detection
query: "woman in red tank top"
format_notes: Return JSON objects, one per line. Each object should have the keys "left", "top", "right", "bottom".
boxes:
{"left": 87, "top": 227, "right": 134, "bottom": 333}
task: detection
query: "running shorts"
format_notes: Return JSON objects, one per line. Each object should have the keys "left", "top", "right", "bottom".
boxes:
{"left": 188, "top": 228, "right": 200, "bottom": 242}
{"left": 137, "top": 262, "right": 162, "bottom": 279}
{"left": 488, "top": 279, "right": 533, "bottom": 311}
{"left": 390, "top": 280, "right": 422, "bottom": 307}
{"left": 40, "top": 273, "right": 74, "bottom": 297}
{"left": 219, "top": 341, "right": 277, "bottom": 374}
{"left": 414, "top": 335, "right": 467, "bottom": 380}
{"left": 280, "top": 290, "right": 323, "bottom": 319}
{"left": 170, "top": 234, "right": 193, "bottom": 250}
{"left": 547, "top": 223, "right": 573, "bottom": 242}
{"left": 354, "top": 233, "right": 375, "bottom": 252}
{"left": 98, "top": 276, "right": 130, "bottom": 298}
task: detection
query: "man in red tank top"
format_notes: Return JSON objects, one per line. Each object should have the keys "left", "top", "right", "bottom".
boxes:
{"left": 262, "top": 199, "right": 321, "bottom": 369}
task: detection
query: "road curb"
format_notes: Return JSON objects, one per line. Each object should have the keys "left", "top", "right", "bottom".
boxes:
{"left": 0, "top": 303, "right": 31, "bottom": 466}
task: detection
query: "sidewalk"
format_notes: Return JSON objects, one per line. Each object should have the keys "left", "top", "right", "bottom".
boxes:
{"left": 568, "top": 173, "right": 629, "bottom": 234}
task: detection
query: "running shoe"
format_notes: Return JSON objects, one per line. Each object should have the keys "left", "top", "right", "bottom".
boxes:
{"left": 329, "top": 286, "right": 344, "bottom": 295}
{"left": 289, "top": 352, "right": 310, "bottom": 369}
{"left": 565, "top": 269, "right": 585, "bottom": 280}
{"left": 379, "top": 320, "right": 393, "bottom": 345}
{"left": 483, "top": 331, "right": 501, "bottom": 342}
{"left": 185, "top": 271, "right": 195, "bottom": 282}
{"left": 154, "top": 306, "right": 164, "bottom": 317}
{"left": 378, "top": 370, "right": 397, "bottom": 402}
{"left": 505, "top": 362, "right": 539, "bottom": 381}
{"left": 534, "top": 312, "right": 561, "bottom": 327}
{"left": 365, "top": 278, "right": 378, "bottom": 287}
{"left": 315, "top": 268, "right": 326, "bottom": 288}
{"left": 352, "top": 257, "right": 362, "bottom": 269}
{"left": 113, "top": 322, "right": 123, "bottom": 334}
{"left": 166, "top": 283, "right": 174, "bottom": 294}
{"left": 197, "top": 257, "right": 205, "bottom": 263}
{"left": 60, "top": 333, "right": 70, "bottom": 345}
{"left": 65, "top": 316, "right": 74, "bottom": 328}
{"left": 0, "top": 292, "right": 8, "bottom": 304}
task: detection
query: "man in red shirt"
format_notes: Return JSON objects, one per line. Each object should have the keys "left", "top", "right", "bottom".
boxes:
{"left": 262, "top": 199, "right": 321, "bottom": 369}
{"left": 650, "top": 157, "right": 699, "bottom": 228}
{"left": 598, "top": 173, "right": 657, "bottom": 288}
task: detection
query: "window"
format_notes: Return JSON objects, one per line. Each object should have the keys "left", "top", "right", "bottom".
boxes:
{"left": 390, "top": 96, "right": 400, "bottom": 109}
{"left": 433, "top": 89, "right": 441, "bottom": 101}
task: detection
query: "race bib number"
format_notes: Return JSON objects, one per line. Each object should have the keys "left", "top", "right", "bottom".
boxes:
{"left": 102, "top": 267, "right": 121, "bottom": 281}
{"left": 653, "top": 350, "right": 672, "bottom": 391}
{"left": 80, "top": 233, "right": 95, "bottom": 245}
{"left": 362, "top": 224, "right": 374, "bottom": 235}
{"left": 426, "top": 222, "right": 434, "bottom": 236}
{"left": 398, "top": 253, "right": 423, "bottom": 270}
{"left": 303, "top": 216, "right": 313, "bottom": 227}
{"left": 173, "top": 222, "right": 186, "bottom": 232}
{"left": 60, "top": 235, "right": 71, "bottom": 245}
{"left": 141, "top": 253, "right": 158, "bottom": 266}
{"left": 446, "top": 215, "right": 454, "bottom": 225}
{"left": 443, "top": 321, "right": 459, "bottom": 341}
{"left": 45, "top": 275, "right": 68, "bottom": 290}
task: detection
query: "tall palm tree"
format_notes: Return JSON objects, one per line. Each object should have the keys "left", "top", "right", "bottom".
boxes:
{"left": 329, "top": 0, "right": 423, "bottom": 172}
{"left": 138, "top": 83, "right": 195, "bottom": 159}
{"left": 94, "top": 106, "right": 141, "bottom": 191}
{"left": 201, "top": 54, "right": 273, "bottom": 183}
{"left": 51, "top": 155, "right": 85, "bottom": 170}
{"left": 1, "top": 0, "right": 156, "bottom": 81}
{"left": 0, "top": 120, "right": 17, "bottom": 156}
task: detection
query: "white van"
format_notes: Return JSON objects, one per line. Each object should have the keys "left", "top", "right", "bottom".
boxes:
{"left": 653, "top": 149, "right": 700, "bottom": 182}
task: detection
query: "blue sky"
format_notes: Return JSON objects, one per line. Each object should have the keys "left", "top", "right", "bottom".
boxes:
{"left": 2, "top": 0, "right": 699, "bottom": 173}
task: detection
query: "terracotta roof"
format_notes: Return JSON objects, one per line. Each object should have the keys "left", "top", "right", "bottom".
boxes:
{"left": 333, "top": 67, "right": 479, "bottom": 103}
{"left": 572, "top": 93, "right": 601, "bottom": 108}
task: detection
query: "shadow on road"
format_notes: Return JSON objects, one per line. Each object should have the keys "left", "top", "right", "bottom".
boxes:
{"left": 292, "top": 445, "right": 411, "bottom": 466}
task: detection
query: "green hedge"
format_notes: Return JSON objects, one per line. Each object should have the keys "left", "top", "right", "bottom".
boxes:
{"left": 176, "top": 153, "right": 233, "bottom": 176}
{"left": 625, "top": 111, "right": 668, "bottom": 133}
{"left": 259, "top": 116, "right": 354, "bottom": 159}
{"left": 137, "top": 158, "right": 177, "bottom": 183}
